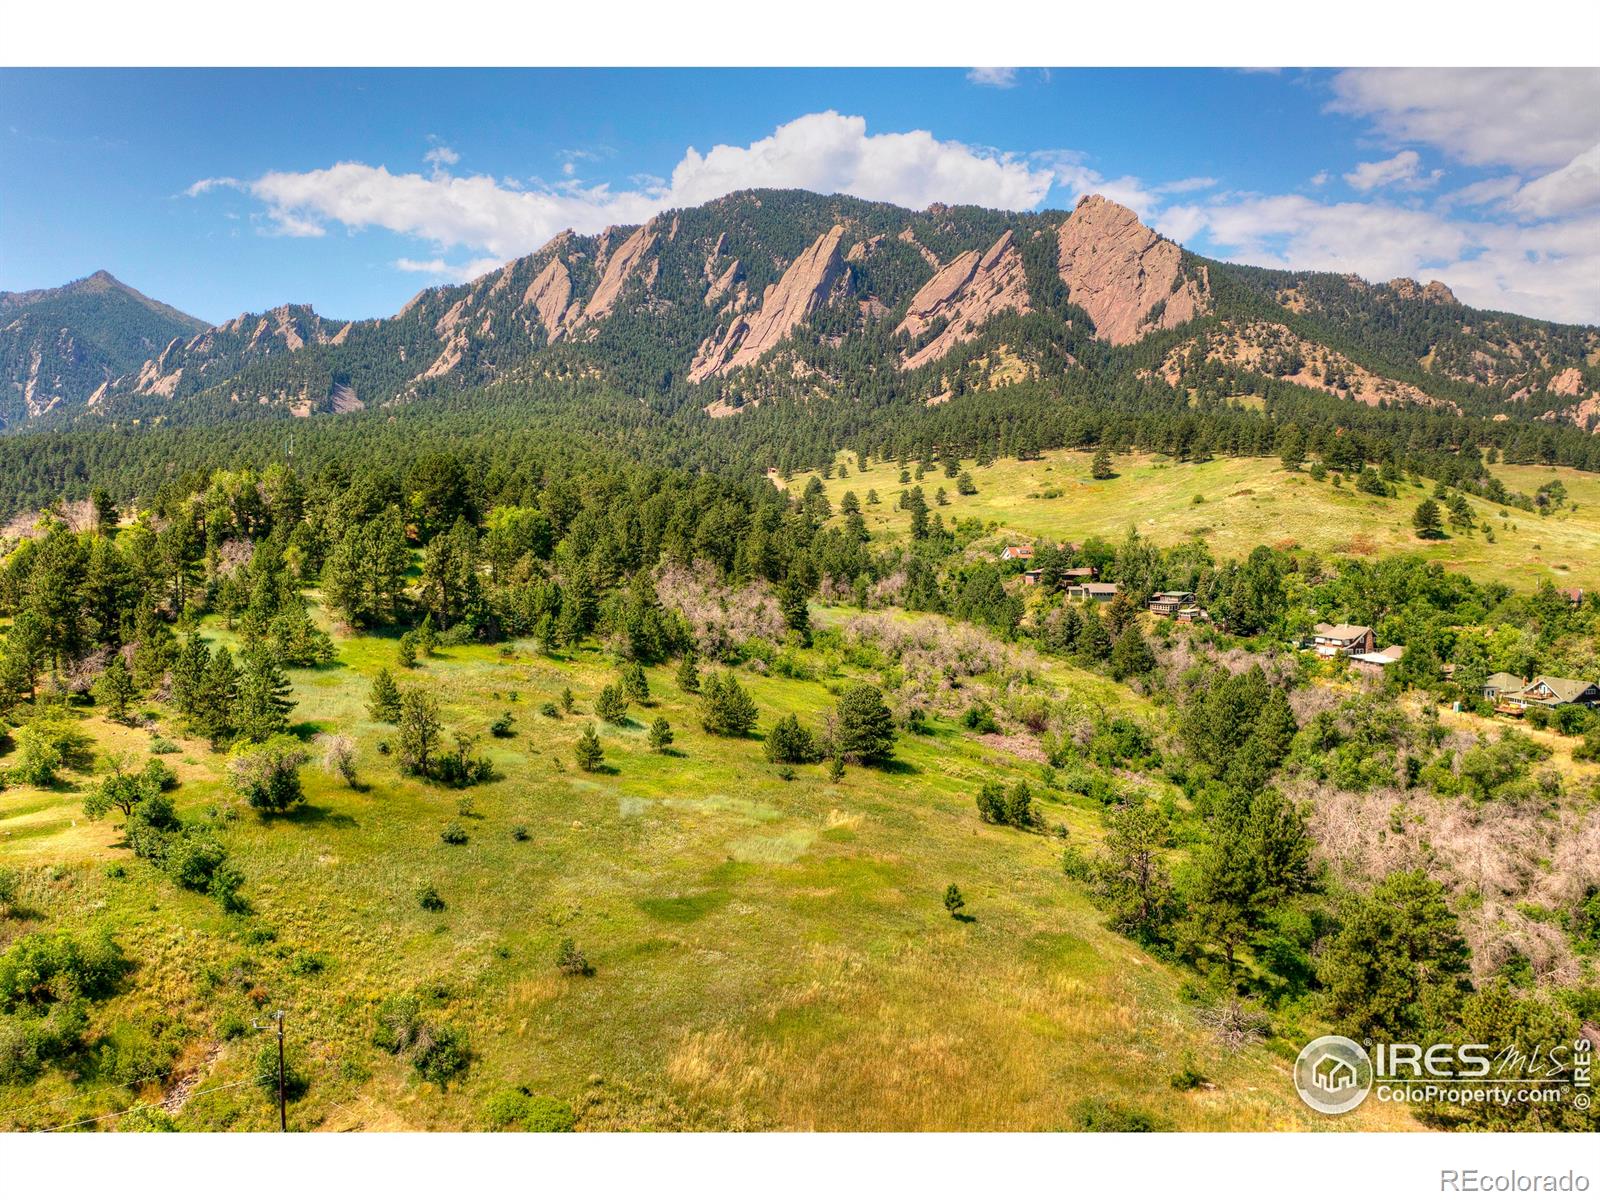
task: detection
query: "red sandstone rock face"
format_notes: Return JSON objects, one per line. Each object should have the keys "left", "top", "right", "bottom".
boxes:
{"left": 1387, "top": 277, "right": 1459, "bottom": 305}
{"left": 895, "top": 230, "right": 1031, "bottom": 370}
{"left": 581, "top": 222, "right": 658, "bottom": 324}
{"left": 520, "top": 257, "right": 576, "bottom": 342}
{"left": 1549, "top": 366, "right": 1585, "bottom": 397}
{"left": 689, "top": 224, "right": 847, "bottom": 382}
{"left": 1056, "top": 195, "right": 1208, "bottom": 345}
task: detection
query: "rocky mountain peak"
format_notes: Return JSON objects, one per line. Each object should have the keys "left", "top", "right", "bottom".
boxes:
{"left": 1057, "top": 194, "right": 1209, "bottom": 345}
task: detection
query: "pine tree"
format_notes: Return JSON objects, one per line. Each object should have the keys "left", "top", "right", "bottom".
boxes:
{"left": 621, "top": 662, "right": 650, "bottom": 705}
{"left": 699, "top": 672, "right": 758, "bottom": 737}
{"left": 367, "top": 667, "right": 403, "bottom": 723}
{"left": 675, "top": 653, "right": 701, "bottom": 694}
{"left": 1413, "top": 499, "right": 1444, "bottom": 539}
{"left": 235, "top": 639, "right": 295, "bottom": 744}
{"left": 195, "top": 646, "right": 239, "bottom": 748}
{"left": 1091, "top": 448, "right": 1114, "bottom": 479}
{"left": 574, "top": 723, "right": 604, "bottom": 772}
{"left": 397, "top": 688, "right": 442, "bottom": 777}
{"left": 834, "top": 684, "right": 895, "bottom": 763}
{"left": 647, "top": 717, "right": 673, "bottom": 754}
{"left": 92, "top": 654, "right": 138, "bottom": 723}
{"left": 1078, "top": 605, "right": 1113, "bottom": 661}
{"left": 596, "top": 684, "right": 629, "bottom": 724}
{"left": 943, "top": 884, "right": 966, "bottom": 919}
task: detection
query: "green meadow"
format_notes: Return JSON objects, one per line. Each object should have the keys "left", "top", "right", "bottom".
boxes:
{"left": 0, "top": 603, "right": 1416, "bottom": 1131}
{"left": 791, "top": 451, "right": 1600, "bottom": 591}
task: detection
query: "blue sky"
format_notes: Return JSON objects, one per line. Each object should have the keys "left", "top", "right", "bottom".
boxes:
{"left": 3, "top": 68, "right": 1597, "bottom": 324}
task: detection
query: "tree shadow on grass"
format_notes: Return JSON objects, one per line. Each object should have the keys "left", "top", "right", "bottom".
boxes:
{"left": 279, "top": 805, "right": 358, "bottom": 829}
{"left": 875, "top": 757, "right": 921, "bottom": 776}
{"left": 952, "top": 912, "right": 977, "bottom": 924}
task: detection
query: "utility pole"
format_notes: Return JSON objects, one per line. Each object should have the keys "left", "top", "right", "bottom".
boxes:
{"left": 253, "top": 1009, "right": 287, "bottom": 1131}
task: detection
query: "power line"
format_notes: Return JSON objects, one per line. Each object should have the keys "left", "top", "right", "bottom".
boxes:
{"left": 34, "top": 1074, "right": 271, "bottom": 1133}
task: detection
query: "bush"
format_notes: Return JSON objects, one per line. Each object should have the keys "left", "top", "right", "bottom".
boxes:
{"left": 1070, "top": 1098, "right": 1166, "bottom": 1131}
{"left": 647, "top": 717, "right": 674, "bottom": 753}
{"left": 416, "top": 885, "right": 446, "bottom": 912}
{"left": 227, "top": 736, "right": 309, "bottom": 814}
{"left": 510, "top": 824, "right": 530, "bottom": 842}
{"left": 118, "top": 1105, "right": 178, "bottom": 1132}
{"left": 490, "top": 712, "right": 515, "bottom": 738}
{"left": 372, "top": 995, "right": 425, "bottom": 1054}
{"left": 411, "top": 1023, "right": 471, "bottom": 1086}
{"left": 440, "top": 822, "right": 468, "bottom": 845}
{"left": 539, "top": 701, "right": 560, "bottom": 718}
{"left": 254, "top": 1039, "right": 309, "bottom": 1101}
{"left": 960, "top": 702, "right": 999, "bottom": 734}
{"left": 149, "top": 736, "right": 180, "bottom": 755}
{"left": 556, "top": 938, "right": 593, "bottom": 976}
{"left": 12, "top": 715, "right": 92, "bottom": 787}
{"left": 485, "top": 1088, "right": 576, "bottom": 1132}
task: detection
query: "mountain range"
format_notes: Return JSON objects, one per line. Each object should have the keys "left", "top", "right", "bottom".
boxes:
{"left": 5, "top": 190, "right": 1598, "bottom": 434}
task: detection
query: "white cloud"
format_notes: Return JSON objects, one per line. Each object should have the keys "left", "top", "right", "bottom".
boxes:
{"left": 1328, "top": 68, "right": 1600, "bottom": 172}
{"left": 1168, "top": 193, "right": 1600, "bottom": 324}
{"left": 1510, "top": 142, "right": 1600, "bottom": 219}
{"left": 395, "top": 255, "right": 502, "bottom": 281}
{"left": 194, "top": 112, "right": 1055, "bottom": 267}
{"left": 967, "top": 68, "right": 1019, "bottom": 89}
{"left": 423, "top": 144, "right": 460, "bottom": 171}
{"left": 1157, "top": 176, "right": 1217, "bottom": 194}
{"left": 1309, "top": 171, "right": 1330, "bottom": 187}
{"left": 1032, "top": 150, "right": 1159, "bottom": 215}
{"left": 1343, "top": 150, "right": 1439, "bottom": 192}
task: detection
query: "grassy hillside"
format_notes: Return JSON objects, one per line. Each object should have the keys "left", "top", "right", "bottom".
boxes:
{"left": 792, "top": 451, "right": 1600, "bottom": 590}
{"left": 0, "top": 605, "right": 1417, "bottom": 1131}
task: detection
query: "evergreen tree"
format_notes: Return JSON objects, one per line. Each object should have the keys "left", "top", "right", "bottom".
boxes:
{"left": 943, "top": 884, "right": 966, "bottom": 919}
{"left": 367, "top": 668, "right": 403, "bottom": 723}
{"left": 235, "top": 639, "right": 295, "bottom": 743}
{"left": 195, "top": 647, "right": 239, "bottom": 748}
{"left": 675, "top": 652, "right": 701, "bottom": 694}
{"left": 647, "top": 717, "right": 674, "bottom": 754}
{"left": 398, "top": 688, "right": 443, "bottom": 777}
{"left": 596, "top": 684, "right": 629, "bottom": 724}
{"left": 574, "top": 723, "right": 604, "bottom": 772}
{"left": 1091, "top": 800, "right": 1174, "bottom": 943}
{"left": 699, "top": 672, "right": 758, "bottom": 737}
{"left": 1413, "top": 499, "right": 1444, "bottom": 539}
{"left": 1109, "top": 626, "right": 1155, "bottom": 680}
{"left": 1091, "top": 448, "right": 1114, "bottom": 479}
{"left": 764, "top": 713, "right": 819, "bottom": 764}
{"left": 621, "top": 662, "right": 650, "bottom": 705}
{"left": 834, "top": 684, "right": 895, "bottom": 763}
{"left": 91, "top": 654, "right": 138, "bottom": 723}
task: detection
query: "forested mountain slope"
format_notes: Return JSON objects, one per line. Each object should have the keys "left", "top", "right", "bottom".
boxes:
{"left": 9, "top": 191, "right": 1598, "bottom": 436}
{"left": 0, "top": 271, "right": 206, "bottom": 429}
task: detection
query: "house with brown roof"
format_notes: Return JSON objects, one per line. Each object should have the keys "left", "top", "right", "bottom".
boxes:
{"left": 1021, "top": 568, "right": 1044, "bottom": 585}
{"left": 1312, "top": 623, "right": 1376, "bottom": 657}
{"left": 1504, "top": 676, "right": 1600, "bottom": 710}
{"left": 1561, "top": 587, "right": 1584, "bottom": 607}
{"left": 1061, "top": 565, "right": 1097, "bottom": 580}
{"left": 1000, "top": 545, "right": 1034, "bottom": 561}
{"left": 1068, "top": 581, "right": 1120, "bottom": 603}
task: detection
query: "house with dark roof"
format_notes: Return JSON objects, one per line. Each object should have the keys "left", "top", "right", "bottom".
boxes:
{"left": 1311, "top": 623, "right": 1376, "bottom": 657}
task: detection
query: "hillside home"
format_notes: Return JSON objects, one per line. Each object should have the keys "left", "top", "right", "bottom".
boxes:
{"left": 1062, "top": 565, "right": 1097, "bottom": 579}
{"left": 1349, "top": 645, "right": 1405, "bottom": 676}
{"left": 1021, "top": 568, "right": 1044, "bottom": 585}
{"left": 1504, "top": 676, "right": 1600, "bottom": 710}
{"left": 1311, "top": 623, "right": 1376, "bottom": 657}
{"left": 1068, "top": 581, "right": 1120, "bottom": 603}
{"left": 1148, "top": 590, "right": 1196, "bottom": 617}
{"left": 1562, "top": 587, "right": 1585, "bottom": 608}
{"left": 1000, "top": 545, "right": 1033, "bottom": 561}
{"left": 1482, "top": 672, "right": 1526, "bottom": 701}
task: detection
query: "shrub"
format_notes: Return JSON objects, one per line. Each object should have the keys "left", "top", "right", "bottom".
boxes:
{"left": 416, "top": 885, "right": 446, "bottom": 912}
{"left": 440, "top": 822, "right": 468, "bottom": 845}
{"left": 485, "top": 1088, "right": 576, "bottom": 1132}
{"left": 318, "top": 733, "right": 359, "bottom": 788}
{"left": 254, "top": 1039, "right": 309, "bottom": 1101}
{"left": 118, "top": 1105, "right": 178, "bottom": 1132}
{"left": 647, "top": 717, "right": 674, "bottom": 753}
{"left": 149, "top": 736, "right": 179, "bottom": 755}
{"left": 227, "top": 736, "right": 309, "bottom": 814}
{"left": 1071, "top": 1099, "right": 1166, "bottom": 1131}
{"left": 411, "top": 1023, "right": 471, "bottom": 1086}
{"left": 556, "top": 938, "right": 593, "bottom": 976}
{"left": 372, "top": 995, "right": 425, "bottom": 1054}
{"left": 490, "top": 712, "right": 515, "bottom": 738}
{"left": 12, "top": 715, "right": 92, "bottom": 787}
{"left": 539, "top": 701, "right": 560, "bottom": 718}
{"left": 960, "top": 702, "right": 999, "bottom": 734}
